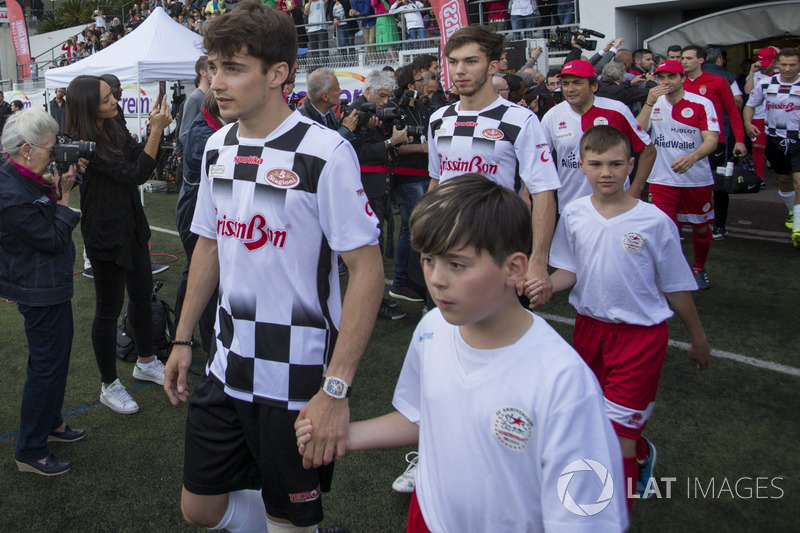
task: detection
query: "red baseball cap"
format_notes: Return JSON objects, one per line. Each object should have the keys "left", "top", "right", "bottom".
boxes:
{"left": 557, "top": 60, "right": 596, "bottom": 79}
{"left": 654, "top": 60, "right": 684, "bottom": 75}
{"left": 757, "top": 46, "right": 779, "bottom": 68}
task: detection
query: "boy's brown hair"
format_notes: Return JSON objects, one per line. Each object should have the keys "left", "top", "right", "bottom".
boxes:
{"left": 203, "top": 0, "right": 296, "bottom": 74}
{"left": 410, "top": 174, "right": 531, "bottom": 265}
{"left": 444, "top": 26, "right": 505, "bottom": 63}
{"left": 579, "top": 125, "right": 632, "bottom": 159}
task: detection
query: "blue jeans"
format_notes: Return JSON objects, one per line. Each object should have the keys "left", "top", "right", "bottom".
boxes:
{"left": 558, "top": 1, "right": 574, "bottom": 24}
{"left": 15, "top": 301, "right": 73, "bottom": 462}
{"left": 393, "top": 180, "right": 427, "bottom": 286}
{"left": 408, "top": 27, "right": 425, "bottom": 49}
{"left": 337, "top": 25, "right": 354, "bottom": 51}
{"left": 510, "top": 14, "right": 535, "bottom": 40}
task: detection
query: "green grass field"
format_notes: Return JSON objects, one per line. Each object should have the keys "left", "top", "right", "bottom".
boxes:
{"left": 1, "top": 189, "right": 798, "bottom": 532}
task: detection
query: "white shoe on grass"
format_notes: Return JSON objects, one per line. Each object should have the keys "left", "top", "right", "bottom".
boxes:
{"left": 392, "top": 451, "right": 419, "bottom": 493}
{"left": 133, "top": 356, "right": 165, "bottom": 385}
{"left": 100, "top": 379, "right": 139, "bottom": 414}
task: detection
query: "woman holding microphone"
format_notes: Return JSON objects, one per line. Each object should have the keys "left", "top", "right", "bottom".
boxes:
{"left": 66, "top": 75, "right": 172, "bottom": 415}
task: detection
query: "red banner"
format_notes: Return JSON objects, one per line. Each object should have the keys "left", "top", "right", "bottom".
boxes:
{"left": 8, "top": 1, "right": 32, "bottom": 79}
{"left": 427, "top": 0, "right": 468, "bottom": 91}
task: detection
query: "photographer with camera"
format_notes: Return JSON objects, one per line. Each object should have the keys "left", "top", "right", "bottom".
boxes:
{"left": 298, "top": 67, "right": 358, "bottom": 141}
{"left": 66, "top": 75, "right": 173, "bottom": 415}
{"left": 0, "top": 109, "right": 83, "bottom": 475}
{"left": 387, "top": 65, "right": 429, "bottom": 304}
{"left": 350, "top": 69, "right": 409, "bottom": 320}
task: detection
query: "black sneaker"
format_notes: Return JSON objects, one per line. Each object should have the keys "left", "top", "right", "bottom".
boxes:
{"left": 151, "top": 262, "right": 169, "bottom": 275}
{"left": 82, "top": 267, "right": 94, "bottom": 279}
{"left": 711, "top": 225, "right": 727, "bottom": 240}
{"left": 378, "top": 298, "right": 405, "bottom": 320}
{"left": 389, "top": 285, "right": 424, "bottom": 302}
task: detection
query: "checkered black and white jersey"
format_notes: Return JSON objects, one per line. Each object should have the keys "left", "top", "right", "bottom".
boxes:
{"left": 428, "top": 98, "right": 560, "bottom": 194}
{"left": 747, "top": 74, "right": 800, "bottom": 138}
{"left": 191, "top": 113, "right": 379, "bottom": 409}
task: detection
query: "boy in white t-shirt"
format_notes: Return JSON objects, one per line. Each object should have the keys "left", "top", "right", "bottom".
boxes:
{"left": 525, "top": 125, "right": 710, "bottom": 513}
{"left": 297, "top": 174, "right": 628, "bottom": 532}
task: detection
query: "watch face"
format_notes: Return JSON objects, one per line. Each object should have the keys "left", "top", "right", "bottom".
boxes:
{"left": 325, "top": 378, "right": 346, "bottom": 397}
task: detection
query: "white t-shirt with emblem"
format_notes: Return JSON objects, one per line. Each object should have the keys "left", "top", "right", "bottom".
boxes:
{"left": 644, "top": 91, "right": 719, "bottom": 188}
{"left": 541, "top": 97, "right": 652, "bottom": 212}
{"left": 428, "top": 97, "right": 560, "bottom": 194}
{"left": 550, "top": 197, "right": 698, "bottom": 325}
{"left": 393, "top": 309, "right": 628, "bottom": 532}
{"left": 192, "top": 113, "right": 379, "bottom": 409}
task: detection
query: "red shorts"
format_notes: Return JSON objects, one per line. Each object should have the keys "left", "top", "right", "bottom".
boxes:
{"left": 407, "top": 490, "right": 431, "bottom": 533}
{"left": 648, "top": 183, "right": 714, "bottom": 228}
{"left": 574, "top": 314, "right": 669, "bottom": 440}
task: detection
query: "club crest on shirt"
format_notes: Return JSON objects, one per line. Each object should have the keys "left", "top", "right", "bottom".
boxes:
{"left": 492, "top": 406, "right": 534, "bottom": 451}
{"left": 681, "top": 107, "right": 694, "bottom": 118}
{"left": 699, "top": 85, "right": 707, "bottom": 95}
{"left": 622, "top": 232, "right": 645, "bottom": 253}
{"left": 209, "top": 164, "right": 225, "bottom": 177}
{"left": 593, "top": 117, "right": 609, "bottom": 126}
{"left": 481, "top": 128, "right": 504, "bottom": 140}
{"left": 265, "top": 168, "right": 299, "bottom": 189}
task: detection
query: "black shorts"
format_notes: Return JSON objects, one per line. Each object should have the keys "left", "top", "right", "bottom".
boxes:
{"left": 765, "top": 136, "right": 800, "bottom": 175}
{"left": 183, "top": 374, "right": 334, "bottom": 527}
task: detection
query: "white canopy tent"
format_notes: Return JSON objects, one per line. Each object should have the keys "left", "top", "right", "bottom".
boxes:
{"left": 44, "top": 6, "right": 204, "bottom": 88}
{"left": 644, "top": 0, "right": 800, "bottom": 51}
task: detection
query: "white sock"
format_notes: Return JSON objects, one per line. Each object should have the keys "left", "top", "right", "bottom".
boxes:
{"left": 794, "top": 204, "right": 800, "bottom": 231}
{"left": 265, "top": 517, "right": 317, "bottom": 533}
{"left": 210, "top": 490, "right": 268, "bottom": 533}
{"left": 138, "top": 358, "right": 158, "bottom": 368}
{"left": 778, "top": 189, "right": 796, "bottom": 212}
{"left": 83, "top": 247, "right": 91, "bottom": 270}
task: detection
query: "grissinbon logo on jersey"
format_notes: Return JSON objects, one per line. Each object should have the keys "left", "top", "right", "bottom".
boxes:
{"left": 440, "top": 155, "right": 498, "bottom": 175}
{"left": 481, "top": 128, "right": 504, "bottom": 140}
{"left": 265, "top": 168, "right": 299, "bottom": 188}
{"left": 217, "top": 213, "right": 288, "bottom": 251}
{"left": 492, "top": 406, "right": 534, "bottom": 451}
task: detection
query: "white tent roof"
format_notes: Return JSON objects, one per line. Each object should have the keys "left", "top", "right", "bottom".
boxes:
{"left": 44, "top": 7, "right": 204, "bottom": 88}
{"left": 644, "top": 0, "right": 800, "bottom": 52}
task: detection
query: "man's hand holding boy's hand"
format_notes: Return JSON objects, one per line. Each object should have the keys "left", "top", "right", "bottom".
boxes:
{"left": 521, "top": 278, "right": 547, "bottom": 309}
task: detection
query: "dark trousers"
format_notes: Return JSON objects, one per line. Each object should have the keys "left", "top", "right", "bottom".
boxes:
{"left": 175, "top": 232, "right": 218, "bottom": 354}
{"left": 709, "top": 142, "right": 729, "bottom": 226}
{"left": 15, "top": 301, "right": 73, "bottom": 462}
{"left": 90, "top": 242, "right": 153, "bottom": 383}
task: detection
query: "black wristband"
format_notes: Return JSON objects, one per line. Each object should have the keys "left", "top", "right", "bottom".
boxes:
{"left": 170, "top": 339, "right": 193, "bottom": 346}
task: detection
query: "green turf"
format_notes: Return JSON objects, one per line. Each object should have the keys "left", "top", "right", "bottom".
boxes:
{"left": 0, "top": 190, "right": 798, "bottom": 532}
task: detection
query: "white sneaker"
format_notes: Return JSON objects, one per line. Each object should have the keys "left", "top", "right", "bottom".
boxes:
{"left": 100, "top": 379, "right": 140, "bottom": 414}
{"left": 133, "top": 357, "right": 165, "bottom": 385}
{"left": 392, "top": 451, "right": 419, "bottom": 493}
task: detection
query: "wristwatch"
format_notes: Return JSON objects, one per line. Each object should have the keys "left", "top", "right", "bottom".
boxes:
{"left": 321, "top": 376, "right": 352, "bottom": 399}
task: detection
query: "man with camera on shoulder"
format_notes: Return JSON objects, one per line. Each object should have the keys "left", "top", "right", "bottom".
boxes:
{"left": 350, "top": 69, "right": 409, "bottom": 320}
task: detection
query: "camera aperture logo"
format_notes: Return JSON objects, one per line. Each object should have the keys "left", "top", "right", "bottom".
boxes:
{"left": 558, "top": 459, "right": 614, "bottom": 516}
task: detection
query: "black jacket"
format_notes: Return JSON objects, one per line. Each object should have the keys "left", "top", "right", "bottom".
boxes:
{"left": 392, "top": 97, "right": 430, "bottom": 182}
{"left": 0, "top": 160, "right": 80, "bottom": 306}
{"left": 297, "top": 99, "right": 356, "bottom": 141}
{"left": 350, "top": 95, "right": 392, "bottom": 198}
{"left": 79, "top": 124, "right": 157, "bottom": 268}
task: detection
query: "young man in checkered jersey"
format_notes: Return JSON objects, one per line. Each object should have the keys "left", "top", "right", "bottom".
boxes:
{"left": 427, "top": 25, "right": 560, "bottom": 304}
{"left": 163, "top": 2, "right": 385, "bottom": 532}
{"left": 636, "top": 60, "right": 721, "bottom": 290}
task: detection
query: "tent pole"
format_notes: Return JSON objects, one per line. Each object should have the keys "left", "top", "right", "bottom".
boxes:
{"left": 138, "top": 78, "right": 145, "bottom": 206}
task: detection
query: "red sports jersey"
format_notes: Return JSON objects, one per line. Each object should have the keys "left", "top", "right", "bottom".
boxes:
{"left": 684, "top": 71, "right": 744, "bottom": 143}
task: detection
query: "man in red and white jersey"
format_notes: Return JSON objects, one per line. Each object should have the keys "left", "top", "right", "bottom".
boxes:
{"left": 681, "top": 45, "right": 747, "bottom": 240}
{"left": 541, "top": 59, "right": 656, "bottom": 212}
{"left": 744, "top": 47, "right": 800, "bottom": 248}
{"left": 637, "top": 60, "right": 720, "bottom": 290}
{"left": 428, "top": 25, "right": 561, "bottom": 302}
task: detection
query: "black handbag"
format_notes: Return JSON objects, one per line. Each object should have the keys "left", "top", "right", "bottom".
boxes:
{"left": 714, "top": 157, "right": 762, "bottom": 194}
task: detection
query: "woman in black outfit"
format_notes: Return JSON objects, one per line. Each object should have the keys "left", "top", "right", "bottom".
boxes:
{"left": 65, "top": 75, "right": 172, "bottom": 415}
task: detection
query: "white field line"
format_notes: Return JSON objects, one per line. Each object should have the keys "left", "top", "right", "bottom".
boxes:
{"left": 538, "top": 313, "right": 800, "bottom": 378}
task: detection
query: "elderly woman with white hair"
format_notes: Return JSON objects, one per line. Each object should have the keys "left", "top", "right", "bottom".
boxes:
{"left": 0, "top": 108, "right": 83, "bottom": 476}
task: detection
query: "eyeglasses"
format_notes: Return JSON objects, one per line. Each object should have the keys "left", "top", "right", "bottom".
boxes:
{"left": 30, "top": 143, "right": 56, "bottom": 158}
